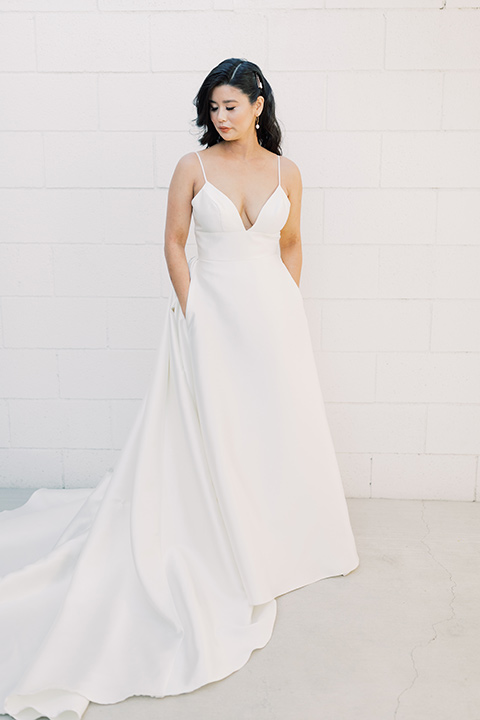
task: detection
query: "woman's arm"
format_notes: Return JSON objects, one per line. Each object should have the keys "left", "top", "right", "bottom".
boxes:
{"left": 279, "top": 158, "right": 303, "bottom": 287}
{"left": 164, "top": 153, "right": 197, "bottom": 318}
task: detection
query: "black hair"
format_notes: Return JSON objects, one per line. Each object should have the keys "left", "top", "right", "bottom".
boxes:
{"left": 192, "top": 58, "right": 283, "bottom": 155}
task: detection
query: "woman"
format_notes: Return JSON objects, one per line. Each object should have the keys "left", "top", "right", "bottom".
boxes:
{"left": 165, "top": 58, "right": 302, "bottom": 319}
{"left": 0, "top": 58, "right": 359, "bottom": 720}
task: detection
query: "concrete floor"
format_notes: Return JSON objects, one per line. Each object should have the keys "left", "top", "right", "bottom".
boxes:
{"left": 1, "top": 495, "right": 479, "bottom": 720}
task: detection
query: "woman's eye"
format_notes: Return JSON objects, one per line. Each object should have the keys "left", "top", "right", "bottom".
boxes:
{"left": 226, "top": 107, "right": 235, "bottom": 111}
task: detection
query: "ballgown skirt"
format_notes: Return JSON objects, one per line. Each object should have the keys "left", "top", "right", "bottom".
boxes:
{"left": 0, "top": 151, "right": 359, "bottom": 720}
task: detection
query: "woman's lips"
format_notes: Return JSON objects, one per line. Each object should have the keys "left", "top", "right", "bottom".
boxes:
{"left": 218, "top": 127, "right": 230, "bottom": 132}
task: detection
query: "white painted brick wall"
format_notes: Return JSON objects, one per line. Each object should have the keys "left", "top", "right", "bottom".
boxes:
{"left": 0, "top": 3, "right": 478, "bottom": 500}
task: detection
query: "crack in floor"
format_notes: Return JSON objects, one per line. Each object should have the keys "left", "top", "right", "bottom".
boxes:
{"left": 393, "top": 500, "right": 458, "bottom": 719}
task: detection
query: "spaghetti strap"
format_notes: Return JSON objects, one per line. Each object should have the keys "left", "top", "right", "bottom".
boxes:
{"left": 277, "top": 155, "right": 281, "bottom": 187}
{"left": 195, "top": 151, "right": 208, "bottom": 183}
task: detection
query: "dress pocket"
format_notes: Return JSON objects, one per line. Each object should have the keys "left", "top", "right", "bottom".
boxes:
{"left": 281, "top": 260, "right": 302, "bottom": 299}
{"left": 184, "top": 256, "right": 198, "bottom": 322}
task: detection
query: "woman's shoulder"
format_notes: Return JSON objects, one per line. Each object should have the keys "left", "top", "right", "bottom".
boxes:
{"left": 175, "top": 150, "right": 202, "bottom": 169}
{"left": 171, "top": 151, "right": 205, "bottom": 187}
{"left": 277, "top": 154, "right": 302, "bottom": 189}
{"left": 175, "top": 148, "right": 218, "bottom": 174}
{"left": 278, "top": 153, "right": 301, "bottom": 175}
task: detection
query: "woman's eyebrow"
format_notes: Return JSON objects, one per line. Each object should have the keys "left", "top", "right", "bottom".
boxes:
{"left": 209, "top": 100, "right": 238, "bottom": 105}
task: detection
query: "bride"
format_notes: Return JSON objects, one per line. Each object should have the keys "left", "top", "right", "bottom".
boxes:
{"left": 0, "top": 57, "right": 359, "bottom": 720}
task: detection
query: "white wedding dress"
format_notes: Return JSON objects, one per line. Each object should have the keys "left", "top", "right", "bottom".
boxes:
{"left": 0, "top": 151, "right": 359, "bottom": 720}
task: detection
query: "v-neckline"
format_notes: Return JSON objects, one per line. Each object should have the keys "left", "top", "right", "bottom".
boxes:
{"left": 197, "top": 181, "right": 289, "bottom": 233}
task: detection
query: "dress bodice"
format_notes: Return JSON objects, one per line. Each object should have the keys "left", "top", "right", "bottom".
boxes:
{"left": 191, "top": 151, "right": 291, "bottom": 262}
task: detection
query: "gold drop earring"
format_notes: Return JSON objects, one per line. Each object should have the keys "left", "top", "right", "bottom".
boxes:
{"left": 255, "top": 116, "right": 260, "bottom": 130}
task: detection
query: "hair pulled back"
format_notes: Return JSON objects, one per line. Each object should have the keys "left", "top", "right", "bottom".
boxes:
{"left": 193, "top": 58, "right": 283, "bottom": 155}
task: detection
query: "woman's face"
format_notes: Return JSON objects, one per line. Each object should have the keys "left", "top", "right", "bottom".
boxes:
{"left": 209, "top": 84, "right": 263, "bottom": 141}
